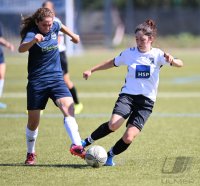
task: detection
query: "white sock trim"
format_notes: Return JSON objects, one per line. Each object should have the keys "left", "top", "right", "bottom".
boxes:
{"left": 26, "top": 127, "right": 38, "bottom": 153}
{"left": 0, "top": 79, "right": 4, "bottom": 97}
{"left": 88, "top": 136, "right": 95, "bottom": 144}
{"left": 109, "top": 147, "right": 115, "bottom": 157}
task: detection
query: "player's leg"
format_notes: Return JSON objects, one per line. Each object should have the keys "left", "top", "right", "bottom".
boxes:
{"left": 0, "top": 62, "right": 7, "bottom": 108}
{"left": 82, "top": 94, "right": 131, "bottom": 147}
{"left": 56, "top": 96, "right": 82, "bottom": 145}
{"left": 56, "top": 96, "right": 85, "bottom": 159}
{"left": 82, "top": 114, "right": 125, "bottom": 147}
{"left": 25, "top": 110, "right": 40, "bottom": 165}
{"left": 25, "top": 81, "right": 47, "bottom": 165}
{"left": 0, "top": 63, "right": 6, "bottom": 95}
{"left": 105, "top": 95, "right": 154, "bottom": 166}
{"left": 106, "top": 125, "right": 140, "bottom": 166}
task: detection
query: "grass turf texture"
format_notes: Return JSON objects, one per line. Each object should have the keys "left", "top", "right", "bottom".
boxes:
{"left": 0, "top": 48, "right": 200, "bottom": 186}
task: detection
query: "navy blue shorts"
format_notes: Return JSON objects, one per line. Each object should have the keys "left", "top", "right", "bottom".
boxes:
{"left": 112, "top": 93, "right": 154, "bottom": 131}
{"left": 27, "top": 79, "right": 71, "bottom": 110}
{"left": 0, "top": 49, "right": 5, "bottom": 64}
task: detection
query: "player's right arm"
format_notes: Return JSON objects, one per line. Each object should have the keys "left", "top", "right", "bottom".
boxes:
{"left": 18, "top": 34, "right": 44, "bottom": 53}
{"left": 60, "top": 24, "right": 80, "bottom": 44}
{"left": 83, "top": 59, "right": 115, "bottom": 80}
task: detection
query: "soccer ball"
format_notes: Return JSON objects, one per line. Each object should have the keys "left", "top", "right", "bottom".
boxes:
{"left": 85, "top": 145, "right": 108, "bottom": 168}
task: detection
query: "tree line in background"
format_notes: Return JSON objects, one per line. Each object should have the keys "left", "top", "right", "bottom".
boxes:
{"left": 81, "top": 0, "right": 200, "bottom": 10}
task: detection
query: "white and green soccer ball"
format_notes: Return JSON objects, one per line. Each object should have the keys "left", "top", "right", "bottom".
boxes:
{"left": 85, "top": 145, "right": 108, "bottom": 168}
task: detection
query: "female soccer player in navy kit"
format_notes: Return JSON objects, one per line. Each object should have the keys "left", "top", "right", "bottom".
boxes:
{"left": 82, "top": 19, "right": 183, "bottom": 166}
{"left": 18, "top": 8, "right": 85, "bottom": 165}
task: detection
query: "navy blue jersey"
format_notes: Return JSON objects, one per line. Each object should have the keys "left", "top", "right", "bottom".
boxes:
{"left": 23, "top": 21, "right": 63, "bottom": 82}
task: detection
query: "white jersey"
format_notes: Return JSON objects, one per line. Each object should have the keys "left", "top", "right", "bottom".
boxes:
{"left": 114, "top": 47, "right": 169, "bottom": 102}
{"left": 54, "top": 17, "right": 66, "bottom": 52}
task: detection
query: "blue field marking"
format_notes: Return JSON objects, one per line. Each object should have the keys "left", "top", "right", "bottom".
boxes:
{"left": 0, "top": 113, "right": 200, "bottom": 119}
{"left": 173, "top": 75, "right": 200, "bottom": 84}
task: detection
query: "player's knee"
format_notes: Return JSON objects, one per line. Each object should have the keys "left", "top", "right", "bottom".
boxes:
{"left": 109, "top": 115, "right": 125, "bottom": 132}
{"left": 122, "top": 136, "right": 134, "bottom": 144}
{"left": 63, "top": 104, "right": 74, "bottom": 117}
{"left": 108, "top": 120, "right": 124, "bottom": 131}
{"left": 108, "top": 123, "right": 118, "bottom": 132}
{"left": 122, "top": 132, "right": 138, "bottom": 144}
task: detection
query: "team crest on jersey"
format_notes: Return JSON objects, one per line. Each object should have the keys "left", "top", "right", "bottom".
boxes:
{"left": 135, "top": 65, "right": 150, "bottom": 78}
{"left": 149, "top": 57, "right": 154, "bottom": 64}
{"left": 51, "top": 32, "right": 57, "bottom": 39}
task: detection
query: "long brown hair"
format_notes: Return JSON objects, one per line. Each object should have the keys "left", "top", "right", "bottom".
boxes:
{"left": 20, "top": 7, "right": 54, "bottom": 41}
{"left": 135, "top": 19, "right": 157, "bottom": 38}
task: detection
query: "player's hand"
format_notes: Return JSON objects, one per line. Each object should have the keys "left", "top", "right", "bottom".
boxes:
{"left": 34, "top": 34, "right": 44, "bottom": 43}
{"left": 83, "top": 70, "right": 92, "bottom": 80}
{"left": 164, "top": 52, "right": 174, "bottom": 64}
{"left": 8, "top": 43, "right": 15, "bottom": 52}
{"left": 71, "top": 34, "right": 80, "bottom": 44}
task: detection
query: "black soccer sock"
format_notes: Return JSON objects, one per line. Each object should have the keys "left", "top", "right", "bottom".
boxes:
{"left": 108, "top": 138, "right": 130, "bottom": 156}
{"left": 91, "top": 121, "right": 114, "bottom": 140}
{"left": 84, "top": 122, "right": 114, "bottom": 147}
{"left": 69, "top": 86, "right": 79, "bottom": 104}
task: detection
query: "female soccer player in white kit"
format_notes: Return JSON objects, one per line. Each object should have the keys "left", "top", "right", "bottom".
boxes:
{"left": 82, "top": 19, "right": 183, "bottom": 166}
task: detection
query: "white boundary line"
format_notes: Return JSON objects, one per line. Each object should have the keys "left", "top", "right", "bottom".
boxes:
{"left": 2, "top": 92, "right": 200, "bottom": 98}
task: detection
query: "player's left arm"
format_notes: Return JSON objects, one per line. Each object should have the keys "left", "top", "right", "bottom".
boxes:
{"left": 164, "top": 52, "right": 183, "bottom": 67}
{"left": 60, "top": 24, "right": 80, "bottom": 44}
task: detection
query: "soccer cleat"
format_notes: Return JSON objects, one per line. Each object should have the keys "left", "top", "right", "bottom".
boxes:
{"left": 70, "top": 144, "right": 86, "bottom": 159}
{"left": 0, "top": 102, "right": 7, "bottom": 109}
{"left": 105, "top": 156, "right": 115, "bottom": 166}
{"left": 74, "top": 103, "right": 83, "bottom": 115}
{"left": 25, "top": 153, "right": 36, "bottom": 165}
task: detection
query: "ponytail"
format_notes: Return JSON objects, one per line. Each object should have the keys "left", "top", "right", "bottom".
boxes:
{"left": 135, "top": 19, "right": 157, "bottom": 38}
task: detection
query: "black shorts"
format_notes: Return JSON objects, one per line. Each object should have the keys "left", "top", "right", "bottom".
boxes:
{"left": 112, "top": 93, "right": 154, "bottom": 131}
{"left": 60, "top": 51, "right": 68, "bottom": 74}
{"left": 27, "top": 79, "right": 71, "bottom": 110}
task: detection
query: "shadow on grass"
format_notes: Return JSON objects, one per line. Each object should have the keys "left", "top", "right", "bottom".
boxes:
{"left": 0, "top": 163, "right": 88, "bottom": 169}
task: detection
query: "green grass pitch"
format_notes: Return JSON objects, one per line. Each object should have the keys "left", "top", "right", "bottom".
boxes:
{"left": 0, "top": 48, "right": 199, "bottom": 186}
